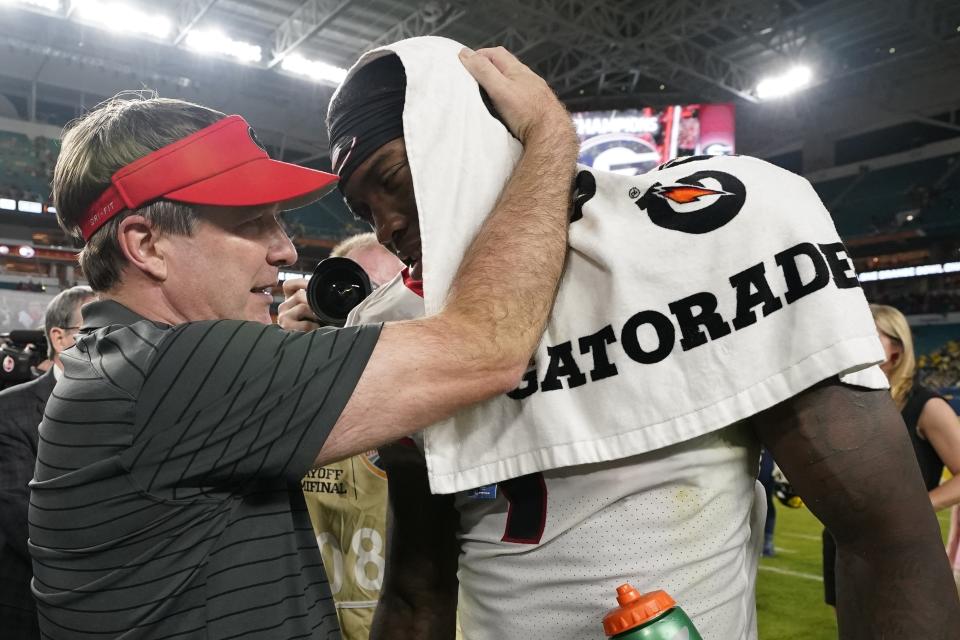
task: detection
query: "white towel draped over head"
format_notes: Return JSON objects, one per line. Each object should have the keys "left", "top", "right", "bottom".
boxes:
{"left": 344, "top": 36, "right": 887, "bottom": 495}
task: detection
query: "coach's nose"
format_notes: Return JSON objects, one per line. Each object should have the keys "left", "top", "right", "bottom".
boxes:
{"left": 268, "top": 218, "right": 298, "bottom": 267}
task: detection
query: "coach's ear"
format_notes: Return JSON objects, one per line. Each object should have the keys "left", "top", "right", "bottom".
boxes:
{"left": 117, "top": 214, "right": 167, "bottom": 282}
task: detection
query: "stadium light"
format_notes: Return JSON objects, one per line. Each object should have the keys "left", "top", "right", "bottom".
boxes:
{"left": 281, "top": 53, "right": 348, "bottom": 85}
{"left": 279, "top": 270, "right": 309, "bottom": 282}
{"left": 18, "top": 245, "right": 35, "bottom": 258}
{"left": 0, "top": 198, "right": 15, "bottom": 211}
{"left": 185, "top": 29, "right": 262, "bottom": 64}
{"left": 1, "top": 0, "right": 61, "bottom": 11}
{"left": 858, "top": 261, "right": 960, "bottom": 282}
{"left": 756, "top": 65, "right": 813, "bottom": 100}
{"left": 72, "top": 0, "right": 172, "bottom": 39}
{"left": 17, "top": 200, "right": 42, "bottom": 213}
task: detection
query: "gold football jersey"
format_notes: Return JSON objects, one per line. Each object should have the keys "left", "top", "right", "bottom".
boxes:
{"left": 303, "top": 450, "right": 388, "bottom": 639}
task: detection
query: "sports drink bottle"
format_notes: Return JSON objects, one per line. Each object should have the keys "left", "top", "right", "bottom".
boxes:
{"left": 602, "top": 583, "right": 703, "bottom": 640}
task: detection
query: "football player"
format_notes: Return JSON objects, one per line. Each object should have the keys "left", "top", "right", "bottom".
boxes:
{"left": 281, "top": 45, "right": 959, "bottom": 640}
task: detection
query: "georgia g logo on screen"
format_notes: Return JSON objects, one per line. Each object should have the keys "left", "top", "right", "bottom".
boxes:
{"left": 632, "top": 170, "right": 746, "bottom": 234}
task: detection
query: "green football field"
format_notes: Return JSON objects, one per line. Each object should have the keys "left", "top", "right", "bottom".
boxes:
{"left": 755, "top": 504, "right": 953, "bottom": 639}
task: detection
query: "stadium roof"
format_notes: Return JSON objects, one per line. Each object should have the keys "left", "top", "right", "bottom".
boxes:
{"left": 0, "top": 0, "right": 959, "bottom": 163}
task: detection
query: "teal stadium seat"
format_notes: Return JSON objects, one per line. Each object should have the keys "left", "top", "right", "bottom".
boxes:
{"left": 923, "top": 156, "right": 960, "bottom": 230}
{"left": 283, "top": 195, "right": 369, "bottom": 242}
{"left": 812, "top": 175, "right": 856, "bottom": 207}
{"left": 0, "top": 130, "right": 54, "bottom": 201}
{"left": 813, "top": 155, "right": 960, "bottom": 238}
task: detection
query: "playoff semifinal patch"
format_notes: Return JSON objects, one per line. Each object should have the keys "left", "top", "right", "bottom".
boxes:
{"left": 360, "top": 449, "right": 388, "bottom": 479}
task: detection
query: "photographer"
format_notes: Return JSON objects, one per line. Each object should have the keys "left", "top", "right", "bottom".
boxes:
{"left": 0, "top": 285, "right": 94, "bottom": 639}
{"left": 31, "top": 47, "right": 578, "bottom": 640}
{"left": 279, "top": 231, "right": 403, "bottom": 332}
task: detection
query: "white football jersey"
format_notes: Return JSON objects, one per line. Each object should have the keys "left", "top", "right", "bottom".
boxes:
{"left": 453, "top": 427, "right": 762, "bottom": 640}
{"left": 345, "top": 269, "right": 424, "bottom": 325}
{"left": 349, "top": 270, "right": 764, "bottom": 640}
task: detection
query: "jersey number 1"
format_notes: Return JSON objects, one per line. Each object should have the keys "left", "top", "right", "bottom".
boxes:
{"left": 498, "top": 473, "right": 548, "bottom": 544}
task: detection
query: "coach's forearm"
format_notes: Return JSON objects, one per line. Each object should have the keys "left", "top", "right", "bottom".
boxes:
{"left": 439, "top": 120, "right": 578, "bottom": 382}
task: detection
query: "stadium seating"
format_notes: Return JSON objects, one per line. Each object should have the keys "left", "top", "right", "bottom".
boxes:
{"left": 0, "top": 130, "right": 58, "bottom": 202}
{"left": 283, "top": 196, "right": 370, "bottom": 242}
{"left": 813, "top": 154, "right": 960, "bottom": 238}
{"left": 916, "top": 330, "right": 960, "bottom": 408}
{"left": 811, "top": 174, "right": 857, "bottom": 209}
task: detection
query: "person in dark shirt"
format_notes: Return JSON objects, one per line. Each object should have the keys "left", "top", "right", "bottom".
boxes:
{"left": 0, "top": 285, "right": 93, "bottom": 640}
{"left": 823, "top": 303, "right": 960, "bottom": 607}
{"left": 31, "top": 48, "right": 579, "bottom": 639}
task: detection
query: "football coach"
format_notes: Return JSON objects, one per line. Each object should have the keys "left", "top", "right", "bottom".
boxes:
{"left": 29, "top": 47, "right": 577, "bottom": 639}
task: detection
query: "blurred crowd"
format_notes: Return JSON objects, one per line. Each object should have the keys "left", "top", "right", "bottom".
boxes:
{"left": 919, "top": 340, "right": 960, "bottom": 391}
{"left": 872, "top": 289, "right": 960, "bottom": 315}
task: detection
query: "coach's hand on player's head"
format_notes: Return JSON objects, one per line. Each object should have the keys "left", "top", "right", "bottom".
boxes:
{"left": 458, "top": 46, "right": 577, "bottom": 149}
{"left": 278, "top": 278, "right": 321, "bottom": 331}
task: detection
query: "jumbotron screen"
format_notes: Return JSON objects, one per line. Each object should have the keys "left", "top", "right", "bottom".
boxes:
{"left": 572, "top": 104, "right": 735, "bottom": 175}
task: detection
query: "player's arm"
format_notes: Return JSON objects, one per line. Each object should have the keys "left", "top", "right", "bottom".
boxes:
{"left": 314, "top": 47, "right": 578, "bottom": 466}
{"left": 370, "top": 443, "right": 460, "bottom": 640}
{"left": 918, "top": 397, "right": 960, "bottom": 511}
{"left": 749, "top": 378, "right": 960, "bottom": 639}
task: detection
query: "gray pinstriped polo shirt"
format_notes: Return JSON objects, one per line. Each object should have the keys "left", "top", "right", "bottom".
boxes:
{"left": 29, "top": 301, "right": 380, "bottom": 639}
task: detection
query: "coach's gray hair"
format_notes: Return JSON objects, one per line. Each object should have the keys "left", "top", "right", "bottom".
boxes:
{"left": 44, "top": 286, "right": 95, "bottom": 360}
{"left": 53, "top": 90, "right": 226, "bottom": 292}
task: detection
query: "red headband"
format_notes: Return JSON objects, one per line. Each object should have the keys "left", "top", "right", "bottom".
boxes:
{"left": 80, "top": 115, "right": 337, "bottom": 241}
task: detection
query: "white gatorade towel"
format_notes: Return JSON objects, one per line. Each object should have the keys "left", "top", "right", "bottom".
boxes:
{"left": 340, "top": 37, "right": 887, "bottom": 494}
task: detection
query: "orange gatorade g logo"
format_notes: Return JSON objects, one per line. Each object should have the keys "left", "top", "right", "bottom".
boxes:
{"left": 632, "top": 170, "right": 746, "bottom": 235}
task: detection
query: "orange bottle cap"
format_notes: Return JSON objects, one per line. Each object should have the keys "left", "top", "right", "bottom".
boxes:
{"left": 602, "top": 584, "right": 676, "bottom": 636}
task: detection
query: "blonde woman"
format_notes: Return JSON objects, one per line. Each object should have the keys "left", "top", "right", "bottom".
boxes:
{"left": 824, "top": 303, "right": 960, "bottom": 606}
{"left": 871, "top": 303, "right": 960, "bottom": 509}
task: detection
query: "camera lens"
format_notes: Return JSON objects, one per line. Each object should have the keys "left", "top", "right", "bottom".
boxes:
{"left": 306, "top": 257, "right": 372, "bottom": 327}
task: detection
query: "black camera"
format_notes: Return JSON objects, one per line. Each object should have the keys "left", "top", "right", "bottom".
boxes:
{"left": 306, "top": 257, "right": 373, "bottom": 327}
{"left": 0, "top": 330, "right": 48, "bottom": 389}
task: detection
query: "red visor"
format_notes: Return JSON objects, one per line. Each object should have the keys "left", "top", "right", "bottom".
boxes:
{"left": 80, "top": 115, "right": 338, "bottom": 241}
